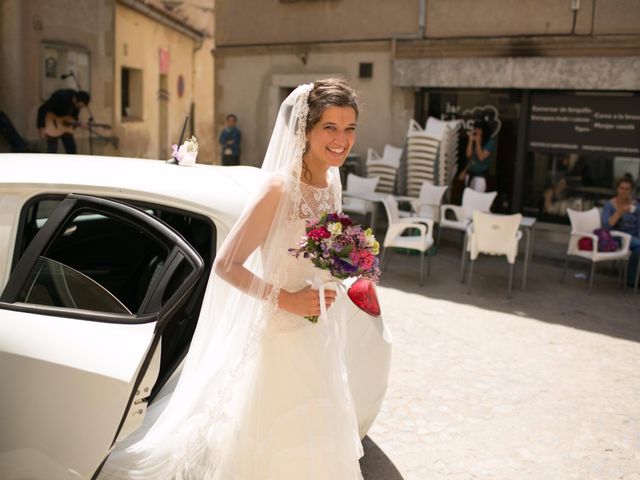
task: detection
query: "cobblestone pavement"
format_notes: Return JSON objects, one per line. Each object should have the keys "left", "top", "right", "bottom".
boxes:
{"left": 360, "top": 243, "right": 640, "bottom": 480}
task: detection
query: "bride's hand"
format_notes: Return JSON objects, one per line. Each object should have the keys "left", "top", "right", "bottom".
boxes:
{"left": 277, "top": 286, "right": 337, "bottom": 317}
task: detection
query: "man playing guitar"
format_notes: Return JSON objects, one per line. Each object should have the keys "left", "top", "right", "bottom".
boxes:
{"left": 37, "top": 89, "right": 90, "bottom": 154}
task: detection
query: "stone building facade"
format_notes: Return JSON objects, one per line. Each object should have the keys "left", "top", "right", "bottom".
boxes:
{"left": 214, "top": 0, "right": 640, "bottom": 221}
{"left": 0, "top": 0, "right": 215, "bottom": 162}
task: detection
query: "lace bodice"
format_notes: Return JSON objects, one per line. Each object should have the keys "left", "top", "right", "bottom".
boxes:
{"left": 265, "top": 179, "right": 341, "bottom": 333}
{"left": 298, "top": 181, "right": 338, "bottom": 219}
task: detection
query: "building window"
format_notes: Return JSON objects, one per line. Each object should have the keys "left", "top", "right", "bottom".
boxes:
{"left": 522, "top": 92, "right": 640, "bottom": 223}
{"left": 359, "top": 63, "right": 373, "bottom": 79}
{"left": 121, "top": 67, "right": 143, "bottom": 120}
{"left": 422, "top": 89, "right": 522, "bottom": 213}
{"left": 41, "top": 44, "right": 91, "bottom": 101}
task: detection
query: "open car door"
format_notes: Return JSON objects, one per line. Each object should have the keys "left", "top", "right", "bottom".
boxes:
{"left": 0, "top": 194, "right": 204, "bottom": 479}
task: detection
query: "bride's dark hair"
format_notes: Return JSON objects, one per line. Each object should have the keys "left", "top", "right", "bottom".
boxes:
{"left": 306, "top": 78, "right": 359, "bottom": 130}
{"left": 302, "top": 78, "right": 359, "bottom": 182}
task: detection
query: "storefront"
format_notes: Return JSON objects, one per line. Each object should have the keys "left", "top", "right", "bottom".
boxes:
{"left": 415, "top": 88, "right": 640, "bottom": 223}
{"left": 394, "top": 55, "right": 640, "bottom": 225}
{"left": 523, "top": 92, "right": 640, "bottom": 222}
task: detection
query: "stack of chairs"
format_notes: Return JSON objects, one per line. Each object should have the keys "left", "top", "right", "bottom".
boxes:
{"left": 405, "top": 118, "right": 463, "bottom": 197}
{"left": 425, "top": 117, "right": 463, "bottom": 189}
{"left": 366, "top": 144, "right": 402, "bottom": 194}
{"left": 406, "top": 119, "right": 440, "bottom": 197}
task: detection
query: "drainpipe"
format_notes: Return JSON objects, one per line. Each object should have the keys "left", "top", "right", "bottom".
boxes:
{"left": 190, "top": 37, "right": 203, "bottom": 137}
{"left": 570, "top": 0, "right": 580, "bottom": 35}
{"left": 391, "top": 0, "right": 426, "bottom": 196}
{"left": 391, "top": 0, "right": 426, "bottom": 57}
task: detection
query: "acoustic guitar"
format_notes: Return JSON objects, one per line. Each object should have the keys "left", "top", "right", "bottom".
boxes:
{"left": 44, "top": 112, "right": 110, "bottom": 138}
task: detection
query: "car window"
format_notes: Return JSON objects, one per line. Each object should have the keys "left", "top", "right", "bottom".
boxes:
{"left": 42, "top": 208, "right": 170, "bottom": 314}
{"left": 18, "top": 196, "right": 214, "bottom": 270}
{"left": 14, "top": 196, "right": 215, "bottom": 318}
{"left": 34, "top": 199, "right": 62, "bottom": 228}
{"left": 18, "top": 257, "right": 131, "bottom": 314}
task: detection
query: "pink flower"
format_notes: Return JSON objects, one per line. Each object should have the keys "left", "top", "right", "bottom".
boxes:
{"left": 308, "top": 227, "right": 330, "bottom": 240}
{"left": 358, "top": 251, "right": 375, "bottom": 271}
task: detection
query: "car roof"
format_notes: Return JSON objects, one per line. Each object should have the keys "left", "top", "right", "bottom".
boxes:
{"left": 0, "top": 153, "right": 267, "bottom": 219}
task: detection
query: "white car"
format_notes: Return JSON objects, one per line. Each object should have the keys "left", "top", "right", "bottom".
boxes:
{"left": 0, "top": 154, "right": 391, "bottom": 479}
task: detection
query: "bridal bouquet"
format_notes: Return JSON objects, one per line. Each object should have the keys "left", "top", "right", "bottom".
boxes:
{"left": 172, "top": 135, "right": 198, "bottom": 166}
{"left": 289, "top": 212, "right": 381, "bottom": 322}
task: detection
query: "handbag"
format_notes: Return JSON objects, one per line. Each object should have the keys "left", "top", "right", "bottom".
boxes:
{"left": 578, "top": 237, "right": 593, "bottom": 251}
{"left": 593, "top": 228, "right": 620, "bottom": 252}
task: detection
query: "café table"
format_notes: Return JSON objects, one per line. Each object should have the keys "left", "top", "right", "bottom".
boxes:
{"left": 342, "top": 190, "right": 387, "bottom": 232}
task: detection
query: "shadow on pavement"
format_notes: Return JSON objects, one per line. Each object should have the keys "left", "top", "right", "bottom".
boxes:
{"left": 359, "top": 436, "right": 404, "bottom": 480}
{"left": 378, "top": 239, "right": 640, "bottom": 343}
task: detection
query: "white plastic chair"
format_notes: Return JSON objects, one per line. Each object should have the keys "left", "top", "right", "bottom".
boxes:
{"left": 396, "top": 181, "right": 447, "bottom": 232}
{"left": 410, "top": 181, "right": 448, "bottom": 220}
{"left": 464, "top": 211, "right": 523, "bottom": 297}
{"left": 342, "top": 173, "right": 379, "bottom": 218}
{"left": 366, "top": 144, "right": 402, "bottom": 194}
{"left": 380, "top": 195, "right": 435, "bottom": 286}
{"left": 439, "top": 188, "right": 497, "bottom": 268}
{"left": 561, "top": 208, "right": 631, "bottom": 293}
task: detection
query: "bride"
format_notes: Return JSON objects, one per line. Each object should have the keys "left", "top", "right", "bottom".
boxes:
{"left": 100, "top": 79, "right": 364, "bottom": 479}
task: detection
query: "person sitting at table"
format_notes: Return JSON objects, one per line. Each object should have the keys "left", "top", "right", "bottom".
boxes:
{"left": 542, "top": 175, "right": 569, "bottom": 216}
{"left": 601, "top": 175, "right": 640, "bottom": 287}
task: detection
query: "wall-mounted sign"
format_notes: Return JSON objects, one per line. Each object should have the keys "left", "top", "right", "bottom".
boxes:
{"left": 460, "top": 105, "right": 501, "bottom": 138}
{"left": 528, "top": 94, "right": 640, "bottom": 156}
{"left": 159, "top": 48, "right": 170, "bottom": 75}
{"left": 442, "top": 102, "right": 501, "bottom": 137}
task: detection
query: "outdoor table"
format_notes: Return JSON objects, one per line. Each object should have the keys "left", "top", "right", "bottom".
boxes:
{"left": 342, "top": 190, "right": 387, "bottom": 232}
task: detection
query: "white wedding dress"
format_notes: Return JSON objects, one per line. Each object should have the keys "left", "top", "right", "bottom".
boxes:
{"left": 212, "top": 180, "right": 364, "bottom": 479}
{"left": 100, "top": 83, "right": 363, "bottom": 480}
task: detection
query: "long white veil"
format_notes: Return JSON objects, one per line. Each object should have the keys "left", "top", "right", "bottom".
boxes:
{"left": 100, "top": 83, "right": 342, "bottom": 479}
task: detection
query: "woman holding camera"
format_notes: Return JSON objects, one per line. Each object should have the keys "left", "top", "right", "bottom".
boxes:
{"left": 458, "top": 120, "right": 495, "bottom": 192}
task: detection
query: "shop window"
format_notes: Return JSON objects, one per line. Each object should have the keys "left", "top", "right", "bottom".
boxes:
{"left": 423, "top": 89, "right": 521, "bottom": 212}
{"left": 121, "top": 67, "right": 143, "bottom": 120}
{"left": 522, "top": 152, "right": 640, "bottom": 223}
{"left": 41, "top": 44, "right": 91, "bottom": 100}
{"left": 523, "top": 92, "right": 640, "bottom": 223}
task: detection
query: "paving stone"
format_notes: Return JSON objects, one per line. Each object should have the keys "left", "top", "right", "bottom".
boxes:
{"left": 360, "top": 242, "right": 640, "bottom": 480}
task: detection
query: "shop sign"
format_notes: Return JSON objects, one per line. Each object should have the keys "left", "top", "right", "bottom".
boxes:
{"left": 528, "top": 94, "right": 640, "bottom": 156}
{"left": 443, "top": 102, "right": 502, "bottom": 137}
{"left": 159, "top": 48, "right": 170, "bottom": 75}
